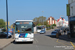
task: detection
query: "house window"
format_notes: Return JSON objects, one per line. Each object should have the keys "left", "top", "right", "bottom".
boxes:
{"left": 71, "top": 7, "right": 73, "bottom": 15}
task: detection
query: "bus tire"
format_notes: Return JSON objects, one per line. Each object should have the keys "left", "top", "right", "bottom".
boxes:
{"left": 31, "top": 41, "right": 33, "bottom": 44}
{"left": 14, "top": 41, "right": 17, "bottom": 44}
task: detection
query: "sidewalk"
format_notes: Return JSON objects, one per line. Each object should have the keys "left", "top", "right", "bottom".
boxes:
{"left": 0, "top": 38, "right": 14, "bottom": 50}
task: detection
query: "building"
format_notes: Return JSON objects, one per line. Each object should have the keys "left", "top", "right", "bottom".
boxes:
{"left": 47, "top": 16, "right": 56, "bottom": 25}
{"left": 67, "top": 0, "right": 75, "bottom": 37}
{"left": 56, "top": 17, "right": 68, "bottom": 27}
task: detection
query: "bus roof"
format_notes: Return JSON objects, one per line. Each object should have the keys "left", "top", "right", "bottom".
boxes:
{"left": 16, "top": 20, "right": 33, "bottom": 22}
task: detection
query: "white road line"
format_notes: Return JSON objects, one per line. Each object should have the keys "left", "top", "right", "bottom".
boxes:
{"left": 35, "top": 44, "right": 40, "bottom": 50}
{"left": 34, "top": 38, "right": 40, "bottom": 50}
{"left": 35, "top": 38, "right": 39, "bottom": 43}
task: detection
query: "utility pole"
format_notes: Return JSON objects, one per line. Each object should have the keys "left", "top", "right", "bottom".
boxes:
{"left": 42, "top": 11, "right": 44, "bottom": 25}
{"left": 6, "top": 0, "right": 8, "bottom": 38}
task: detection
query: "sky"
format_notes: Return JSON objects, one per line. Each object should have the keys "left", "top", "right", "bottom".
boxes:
{"left": 0, "top": 0, "right": 68, "bottom": 25}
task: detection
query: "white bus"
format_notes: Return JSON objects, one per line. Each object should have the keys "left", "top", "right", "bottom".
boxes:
{"left": 14, "top": 20, "right": 34, "bottom": 43}
{"left": 37, "top": 25, "right": 46, "bottom": 33}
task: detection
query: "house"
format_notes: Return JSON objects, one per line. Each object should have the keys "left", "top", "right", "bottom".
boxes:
{"left": 47, "top": 16, "right": 56, "bottom": 25}
{"left": 56, "top": 17, "right": 68, "bottom": 27}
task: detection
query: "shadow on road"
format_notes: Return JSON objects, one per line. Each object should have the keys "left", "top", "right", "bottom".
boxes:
{"left": 0, "top": 36, "right": 7, "bottom": 38}
{"left": 46, "top": 35, "right": 75, "bottom": 43}
{"left": 0, "top": 37, "right": 10, "bottom": 39}
{"left": 0, "top": 37, "right": 12, "bottom": 39}
{"left": 12, "top": 40, "right": 33, "bottom": 44}
{"left": 46, "top": 35, "right": 56, "bottom": 38}
{"left": 58, "top": 35, "right": 75, "bottom": 43}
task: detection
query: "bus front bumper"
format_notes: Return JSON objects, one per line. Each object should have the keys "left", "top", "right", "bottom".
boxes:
{"left": 15, "top": 38, "right": 34, "bottom": 42}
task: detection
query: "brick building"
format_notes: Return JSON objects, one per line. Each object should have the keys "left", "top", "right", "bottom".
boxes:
{"left": 47, "top": 16, "right": 56, "bottom": 25}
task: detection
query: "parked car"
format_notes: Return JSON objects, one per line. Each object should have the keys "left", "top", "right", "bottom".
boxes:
{"left": 40, "top": 30, "right": 46, "bottom": 34}
{"left": 50, "top": 31, "right": 59, "bottom": 38}
{"left": 54, "top": 29, "right": 61, "bottom": 36}
{"left": 0, "top": 32, "right": 12, "bottom": 38}
{"left": 0, "top": 29, "right": 2, "bottom": 32}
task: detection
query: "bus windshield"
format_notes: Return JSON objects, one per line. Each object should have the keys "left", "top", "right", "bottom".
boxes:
{"left": 37, "top": 27, "right": 43, "bottom": 30}
{"left": 15, "top": 22, "right": 32, "bottom": 33}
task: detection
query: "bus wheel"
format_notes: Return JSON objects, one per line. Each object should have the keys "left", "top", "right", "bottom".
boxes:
{"left": 30, "top": 41, "right": 33, "bottom": 44}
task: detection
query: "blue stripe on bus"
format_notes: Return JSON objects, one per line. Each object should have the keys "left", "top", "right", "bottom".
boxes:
{"left": 25, "top": 33, "right": 28, "bottom": 38}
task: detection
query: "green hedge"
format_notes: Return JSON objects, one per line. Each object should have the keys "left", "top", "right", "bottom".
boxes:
{"left": 52, "top": 24, "right": 56, "bottom": 26}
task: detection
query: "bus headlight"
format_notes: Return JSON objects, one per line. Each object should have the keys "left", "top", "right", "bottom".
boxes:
{"left": 15, "top": 33, "right": 19, "bottom": 38}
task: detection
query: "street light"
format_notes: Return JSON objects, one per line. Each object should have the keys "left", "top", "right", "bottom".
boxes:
{"left": 6, "top": 0, "right": 8, "bottom": 38}
{"left": 42, "top": 11, "right": 44, "bottom": 25}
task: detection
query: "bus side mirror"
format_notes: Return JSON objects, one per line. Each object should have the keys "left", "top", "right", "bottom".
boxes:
{"left": 13, "top": 23, "right": 16, "bottom": 27}
{"left": 33, "top": 24, "right": 35, "bottom": 27}
{"left": 32, "top": 22, "right": 35, "bottom": 27}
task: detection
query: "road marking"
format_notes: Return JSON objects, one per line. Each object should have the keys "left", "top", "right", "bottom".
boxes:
{"left": 56, "top": 39, "right": 67, "bottom": 46}
{"left": 70, "top": 42, "right": 75, "bottom": 48}
{"left": 49, "top": 37, "right": 68, "bottom": 46}
{"left": 35, "top": 44, "right": 40, "bottom": 50}
{"left": 34, "top": 38, "right": 40, "bottom": 50}
{"left": 56, "top": 39, "right": 59, "bottom": 42}
{"left": 49, "top": 37, "right": 73, "bottom": 46}
{"left": 56, "top": 39, "right": 75, "bottom": 49}
{"left": 35, "top": 38, "right": 38, "bottom": 43}
{"left": 56, "top": 41, "right": 67, "bottom": 46}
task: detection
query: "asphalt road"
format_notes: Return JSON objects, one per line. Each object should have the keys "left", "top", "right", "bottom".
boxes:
{"left": 3, "top": 29, "right": 74, "bottom": 50}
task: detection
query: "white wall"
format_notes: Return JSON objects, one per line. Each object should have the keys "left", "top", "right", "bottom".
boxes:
{"left": 53, "top": 20, "right": 54, "bottom": 24}
{"left": 68, "top": 0, "right": 75, "bottom": 4}
{"left": 50, "top": 18, "right": 52, "bottom": 24}
{"left": 70, "top": 2, "right": 75, "bottom": 17}
{"left": 48, "top": 20, "right": 49, "bottom": 24}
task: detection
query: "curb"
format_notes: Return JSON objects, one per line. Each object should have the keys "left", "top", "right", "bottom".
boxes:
{"left": 0, "top": 40, "right": 14, "bottom": 50}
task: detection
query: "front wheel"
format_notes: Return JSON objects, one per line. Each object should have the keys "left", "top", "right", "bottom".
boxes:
{"left": 31, "top": 41, "right": 33, "bottom": 44}
{"left": 14, "top": 41, "right": 17, "bottom": 44}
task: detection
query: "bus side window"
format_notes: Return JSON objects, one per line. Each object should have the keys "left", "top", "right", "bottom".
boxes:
{"left": 33, "top": 23, "right": 35, "bottom": 27}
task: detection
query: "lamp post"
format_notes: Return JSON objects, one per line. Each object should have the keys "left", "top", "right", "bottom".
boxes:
{"left": 6, "top": 0, "right": 8, "bottom": 38}
{"left": 42, "top": 11, "right": 44, "bottom": 25}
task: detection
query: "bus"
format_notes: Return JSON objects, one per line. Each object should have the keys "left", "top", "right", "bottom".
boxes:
{"left": 14, "top": 20, "right": 34, "bottom": 43}
{"left": 37, "top": 25, "right": 46, "bottom": 33}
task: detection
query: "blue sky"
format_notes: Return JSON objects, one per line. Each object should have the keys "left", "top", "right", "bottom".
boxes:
{"left": 0, "top": 0, "right": 68, "bottom": 25}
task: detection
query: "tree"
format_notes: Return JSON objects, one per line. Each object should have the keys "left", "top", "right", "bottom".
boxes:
{"left": 52, "top": 24, "right": 56, "bottom": 26}
{"left": 33, "top": 16, "right": 46, "bottom": 25}
{"left": 0, "top": 19, "right": 5, "bottom": 28}
{"left": 44, "top": 21, "right": 49, "bottom": 26}
{"left": 37, "top": 23, "right": 41, "bottom": 26}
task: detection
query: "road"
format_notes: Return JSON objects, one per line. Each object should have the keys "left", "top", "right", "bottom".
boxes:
{"left": 3, "top": 29, "right": 74, "bottom": 50}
